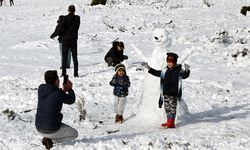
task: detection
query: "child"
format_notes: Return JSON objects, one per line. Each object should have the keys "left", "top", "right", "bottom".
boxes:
{"left": 50, "top": 15, "right": 71, "bottom": 69}
{"left": 110, "top": 64, "right": 130, "bottom": 123}
{"left": 142, "top": 52, "right": 190, "bottom": 128}
{"left": 105, "top": 41, "right": 128, "bottom": 67}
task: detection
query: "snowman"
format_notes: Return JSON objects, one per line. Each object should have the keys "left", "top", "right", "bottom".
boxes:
{"left": 129, "top": 28, "right": 172, "bottom": 127}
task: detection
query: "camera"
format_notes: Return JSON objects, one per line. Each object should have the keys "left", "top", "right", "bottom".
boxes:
{"left": 63, "top": 75, "right": 68, "bottom": 85}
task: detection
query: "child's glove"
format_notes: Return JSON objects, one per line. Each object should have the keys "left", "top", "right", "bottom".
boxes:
{"left": 184, "top": 63, "right": 190, "bottom": 71}
{"left": 141, "top": 62, "right": 150, "bottom": 70}
{"left": 117, "top": 79, "right": 125, "bottom": 86}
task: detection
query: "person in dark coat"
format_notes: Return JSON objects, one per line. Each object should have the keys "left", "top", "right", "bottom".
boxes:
{"left": 110, "top": 64, "right": 130, "bottom": 123}
{"left": 58, "top": 5, "right": 80, "bottom": 77}
{"left": 0, "top": 0, "right": 3, "bottom": 6}
{"left": 104, "top": 41, "right": 128, "bottom": 67}
{"left": 142, "top": 52, "right": 190, "bottom": 128}
{"left": 50, "top": 15, "right": 71, "bottom": 69}
{"left": 35, "top": 70, "right": 78, "bottom": 149}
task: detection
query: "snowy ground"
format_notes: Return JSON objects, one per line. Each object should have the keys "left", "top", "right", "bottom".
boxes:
{"left": 0, "top": 0, "right": 250, "bottom": 149}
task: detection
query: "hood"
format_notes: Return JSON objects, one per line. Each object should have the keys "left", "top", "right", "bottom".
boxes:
{"left": 38, "top": 84, "right": 58, "bottom": 98}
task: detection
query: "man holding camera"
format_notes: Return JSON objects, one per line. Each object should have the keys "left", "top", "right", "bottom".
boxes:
{"left": 35, "top": 70, "right": 78, "bottom": 149}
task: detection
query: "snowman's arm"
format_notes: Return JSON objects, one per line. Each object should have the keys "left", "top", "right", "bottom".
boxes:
{"left": 179, "top": 48, "right": 196, "bottom": 64}
{"left": 131, "top": 44, "right": 148, "bottom": 62}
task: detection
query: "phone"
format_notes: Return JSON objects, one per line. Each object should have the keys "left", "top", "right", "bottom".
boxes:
{"left": 63, "top": 75, "right": 68, "bottom": 85}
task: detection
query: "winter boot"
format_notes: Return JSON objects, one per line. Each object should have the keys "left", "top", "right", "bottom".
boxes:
{"left": 161, "top": 118, "right": 175, "bottom": 128}
{"left": 115, "top": 114, "right": 120, "bottom": 123}
{"left": 119, "top": 115, "right": 124, "bottom": 123}
{"left": 42, "top": 137, "right": 53, "bottom": 149}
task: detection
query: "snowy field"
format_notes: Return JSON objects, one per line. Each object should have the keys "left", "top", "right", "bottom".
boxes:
{"left": 1, "top": 0, "right": 250, "bottom": 149}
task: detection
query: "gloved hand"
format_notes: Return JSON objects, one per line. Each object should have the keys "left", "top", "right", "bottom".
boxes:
{"left": 123, "top": 55, "right": 128, "bottom": 60}
{"left": 117, "top": 78, "right": 125, "bottom": 86}
{"left": 141, "top": 62, "right": 150, "bottom": 70}
{"left": 50, "top": 34, "right": 56, "bottom": 39}
{"left": 158, "top": 98, "right": 163, "bottom": 108}
{"left": 184, "top": 63, "right": 190, "bottom": 71}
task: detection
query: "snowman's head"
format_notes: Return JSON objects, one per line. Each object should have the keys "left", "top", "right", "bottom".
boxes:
{"left": 153, "top": 28, "right": 169, "bottom": 47}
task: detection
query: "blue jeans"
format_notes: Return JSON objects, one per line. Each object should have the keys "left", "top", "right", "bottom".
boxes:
{"left": 59, "top": 43, "right": 71, "bottom": 68}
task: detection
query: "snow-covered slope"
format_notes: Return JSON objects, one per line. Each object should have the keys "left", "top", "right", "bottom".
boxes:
{"left": 0, "top": 0, "right": 250, "bottom": 149}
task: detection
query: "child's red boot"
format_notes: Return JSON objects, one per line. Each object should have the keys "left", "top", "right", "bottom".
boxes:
{"left": 161, "top": 114, "right": 176, "bottom": 128}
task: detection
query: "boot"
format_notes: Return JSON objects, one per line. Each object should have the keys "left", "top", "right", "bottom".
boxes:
{"left": 119, "top": 115, "right": 124, "bottom": 123}
{"left": 115, "top": 114, "right": 120, "bottom": 123}
{"left": 161, "top": 118, "right": 175, "bottom": 128}
{"left": 74, "top": 73, "right": 79, "bottom": 78}
{"left": 42, "top": 137, "right": 53, "bottom": 149}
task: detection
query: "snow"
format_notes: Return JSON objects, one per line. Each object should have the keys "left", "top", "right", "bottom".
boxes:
{"left": 1, "top": 0, "right": 250, "bottom": 149}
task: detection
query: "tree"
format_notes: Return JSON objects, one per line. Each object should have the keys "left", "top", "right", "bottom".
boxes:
{"left": 90, "top": 0, "right": 107, "bottom": 6}
{"left": 240, "top": 6, "right": 250, "bottom": 16}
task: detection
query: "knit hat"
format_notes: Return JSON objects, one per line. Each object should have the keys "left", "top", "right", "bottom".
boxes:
{"left": 166, "top": 52, "right": 179, "bottom": 63}
{"left": 115, "top": 64, "right": 126, "bottom": 74}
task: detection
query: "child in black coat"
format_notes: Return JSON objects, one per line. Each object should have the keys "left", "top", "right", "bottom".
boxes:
{"left": 105, "top": 41, "right": 128, "bottom": 67}
{"left": 110, "top": 64, "right": 130, "bottom": 123}
{"left": 142, "top": 52, "right": 190, "bottom": 128}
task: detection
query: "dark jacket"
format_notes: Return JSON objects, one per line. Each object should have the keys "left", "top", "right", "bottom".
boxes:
{"left": 35, "top": 84, "right": 75, "bottom": 132}
{"left": 148, "top": 64, "right": 190, "bottom": 97}
{"left": 104, "top": 44, "right": 127, "bottom": 67}
{"left": 110, "top": 75, "right": 130, "bottom": 97}
{"left": 58, "top": 13, "right": 80, "bottom": 41}
{"left": 50, "top": 23, "right": 63, "bottom": 43}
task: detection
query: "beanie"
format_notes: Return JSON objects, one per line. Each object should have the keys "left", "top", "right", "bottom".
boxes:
{"left": 167, "top": 52, "right": 179, "bottom": 63}
{"left": 115, "top": 64, "right": 126, "bottom": 74}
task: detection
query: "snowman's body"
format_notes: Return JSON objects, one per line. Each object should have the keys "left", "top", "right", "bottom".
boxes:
{"left": 133, "top": 29, "right": 172, "bottom": 126}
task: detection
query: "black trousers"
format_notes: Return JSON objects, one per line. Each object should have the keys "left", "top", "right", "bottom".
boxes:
{"left": 10, "top": 0, "right": 14, "bottom": 6}
{"left": 62, "top": 40, "right": 78, "bottom": 76}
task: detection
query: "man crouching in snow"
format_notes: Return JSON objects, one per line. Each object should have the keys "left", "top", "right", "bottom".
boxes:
{"left": 35, "top": 70, "right": 78, "bottom": 149}
{"left": 142, "top": 53, "right": 190, "bottom": 128}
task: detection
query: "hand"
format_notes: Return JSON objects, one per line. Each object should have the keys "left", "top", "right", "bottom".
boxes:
{"left": 184, "top": 63, "right": 190, "bottom": 71}
{"left": 123, "top": 55, "right": 128, "bottom": 60}
{"left": 141, "top": 62, "right": 150, "bottom": 70}
{"left": 117, "top": 79, "right": 125, "bottom": 86}
{"left": 50, "top": 34, "right": 55, "bottom": 39}
{"left": 63, "top": 80, "right": 73, "bottom": 92}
